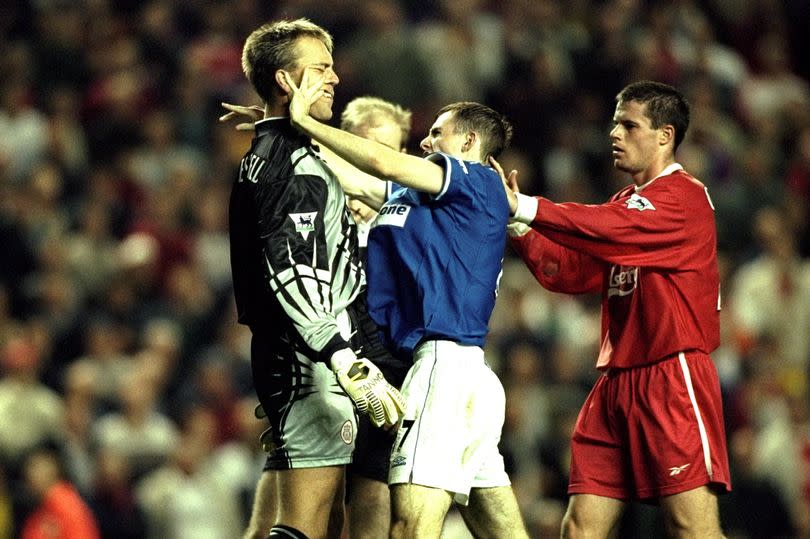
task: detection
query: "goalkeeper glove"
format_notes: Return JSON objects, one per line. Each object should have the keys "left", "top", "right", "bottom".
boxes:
{"left": 330, "top": 348, "right": 405, "bottom": 428}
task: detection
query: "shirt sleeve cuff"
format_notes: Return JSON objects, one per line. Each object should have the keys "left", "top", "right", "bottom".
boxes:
{"left": 321, "top": 334, "right": 351, "bottom": 364}
{"left": 513, "top": 193, "right": 538, "bottom": 225}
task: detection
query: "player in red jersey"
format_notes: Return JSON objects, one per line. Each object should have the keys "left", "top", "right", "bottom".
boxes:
{"left": 494, "top": 80, "right": 730, "bottom": 538}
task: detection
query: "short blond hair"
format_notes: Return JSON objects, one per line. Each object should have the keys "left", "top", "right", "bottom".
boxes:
{"left": 340, "top": 96, "right": 412, "bottom": 149}
{"left": 241, "top": 18, "right": 333, "bottom": 103}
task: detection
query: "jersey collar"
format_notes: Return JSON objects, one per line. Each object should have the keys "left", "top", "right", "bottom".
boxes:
{"left": 255, "top": 117, "right": 297, "bottom": 137}
{"left": 635, "top": 163, "right": 683, "bottom": 192}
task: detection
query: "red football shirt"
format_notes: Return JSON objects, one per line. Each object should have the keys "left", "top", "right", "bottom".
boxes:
{"left": 511, "top": 165, "right": 720, "bottom": 369}
{"left": 21, "top": 482, "right": 100, "bottom": 539}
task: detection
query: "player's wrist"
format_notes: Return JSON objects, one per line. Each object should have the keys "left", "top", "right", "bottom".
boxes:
{"left": 329, "top": 347, "right": 357, "bottom": 373}
{"left": 295, "top": 112, "right": 318, "bottom": 134}
{"left": 513, "top": 193, "right": 538, "bottom": 224}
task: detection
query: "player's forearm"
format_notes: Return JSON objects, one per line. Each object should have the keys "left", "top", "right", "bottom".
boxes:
{"left": 264, "top": 253, "right": 352, "bottom": 360}
{"left": 297, "top": 115, "right": 443, "bottom": 194}
{"left": 299, "top": 115, "right": 399, "bottom": 178}
{"left": 513, "top": 193, "right": 686, "bottom": 267}
{"left": 317, "top": 144, "right": 386, "bottom": 209}
{"left": 510, "top": 228, "right": 603, "bottom": 295}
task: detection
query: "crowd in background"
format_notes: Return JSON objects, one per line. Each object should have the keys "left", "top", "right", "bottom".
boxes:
{"left": 0, "top": 0, "right": 809, "bottom": 537}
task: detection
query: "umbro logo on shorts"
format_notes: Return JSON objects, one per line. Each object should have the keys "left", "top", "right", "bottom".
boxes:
{"left": 668, "top": 464, "right": 690, "bottom": 476}
{"left": 391, "top": 455, "right": 407, "bottom": 468}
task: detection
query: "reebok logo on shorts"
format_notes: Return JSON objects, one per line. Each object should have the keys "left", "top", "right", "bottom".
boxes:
{"left": 668, "top": 463, "right": 690, "bottom": 476}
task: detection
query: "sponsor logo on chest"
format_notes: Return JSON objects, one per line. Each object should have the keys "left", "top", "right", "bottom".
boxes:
{"left": 375, "top": 203, "right": 411, "bottom": 228}
{"left": 607, "top": 265, "right": 639, "bottom": 298}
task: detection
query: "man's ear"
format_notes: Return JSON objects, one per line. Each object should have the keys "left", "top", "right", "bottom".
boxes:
{"left": 462, "top": 131, "right": 477, "bottom": 153}
{"left": 275, "top": 69, "right": 292, "bottom": 95}
{"left": 659, "top": 125, "right": 675, "bottom": 147}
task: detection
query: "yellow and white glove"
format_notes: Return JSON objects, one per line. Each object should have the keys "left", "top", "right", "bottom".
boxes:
{"left": 330, "top": 348, "right": 405, "bottom": 428}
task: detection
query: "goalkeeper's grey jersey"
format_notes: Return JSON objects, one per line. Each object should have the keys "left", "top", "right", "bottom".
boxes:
{"left": 229, "top": 117, "right": 363, "bottom": 361}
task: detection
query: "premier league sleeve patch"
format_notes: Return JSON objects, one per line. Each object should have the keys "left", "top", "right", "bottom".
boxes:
{"left": 289, "top": 212, "right": 317, "bottom": 239}
{"left": 625, "top": 193, "right": 656, "bottom": 211}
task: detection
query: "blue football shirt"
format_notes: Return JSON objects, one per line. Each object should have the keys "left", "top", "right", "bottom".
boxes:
{"left": 366, "top": 152, "right": 510, "bottom": 358}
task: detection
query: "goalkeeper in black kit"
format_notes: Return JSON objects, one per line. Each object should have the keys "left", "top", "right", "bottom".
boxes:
{"left": 229, "top": 19, "right": 403, "bottom": 539}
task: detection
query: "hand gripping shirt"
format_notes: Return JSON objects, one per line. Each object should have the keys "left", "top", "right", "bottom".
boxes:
{"left": 366, "top": 153, "right": 510, "bottom": 358}
{"left": 228, "top": 118, "right": 363, "bottom": 361}
{"left": 510, "top": 164, "right": 720, "bottom": 369}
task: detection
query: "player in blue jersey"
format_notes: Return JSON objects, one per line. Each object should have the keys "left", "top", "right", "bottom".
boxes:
{"left": 285, "top": 68, "right": 529, "bottom": 539}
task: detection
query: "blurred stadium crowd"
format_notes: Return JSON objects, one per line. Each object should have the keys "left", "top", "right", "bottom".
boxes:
{"left": 0, "top": 0, "right": 809, "bottom": 537}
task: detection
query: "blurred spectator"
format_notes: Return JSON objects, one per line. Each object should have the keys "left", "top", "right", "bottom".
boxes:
{"left": 736, "top": 30, "right": 810, "bottom": 130}
{"left": 175, "top": 356, "right": 240, "bottom": 444}
{"left": 191, "top": 182, "right": 232, "bottom": 294}
{"left": 0, "top": 62, "right": 49, "bottom": 184}
{"left": 135, "top": 407, "right": 243, "bottom": 539}
{"left": 338, "top": 0, "right": 432, "bottom": 112}
{"left": 719, "top": 426, "right": 796, "bottom": 538}
{"left": 414, "top": 0, "right": 506, "bottom": 103}
{"left": 43, "top": 85, "right": 89, "bottom": 184}
{"left": 88, "top": 447, "right": 148, "bottom": 539}
{"left": 0, "top": 466, "right": 11, "bottom": 539}
{"left": 70, "top": 317, "right": 131, "bottom": 409}
{"left": 64, "top": 199, "right": 119, "bottom": 301}
{"left": 127, "top": 108, "right": 205, "bottom": 192}
{"left": 20, "top": 445, "right": 100, "bottom": 539}
{"left": 60, "top": 361, "right": 98, "bottom": 494}
{"left": 785, "top": 125, "right": 810, "bottom": 256}
{"left": 0, "top": 332, "right": 63, "bottom": 474}
{"left": 92, "top": 363, "right": 179, "bottom": 478}
{"left": 730, "top": 206, "right": 810, "bottom": 370}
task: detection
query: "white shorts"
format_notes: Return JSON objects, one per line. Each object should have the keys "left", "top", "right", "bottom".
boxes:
{"left": 388, "top": 340, "right": 510, "bottom": 505}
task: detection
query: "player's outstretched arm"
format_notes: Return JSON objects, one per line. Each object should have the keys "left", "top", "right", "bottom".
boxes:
{"left": 317, "top": 145, "right": 387, "bottom": 210}
{"left": 285, "top": 68, "right": 445, "bottom": 195}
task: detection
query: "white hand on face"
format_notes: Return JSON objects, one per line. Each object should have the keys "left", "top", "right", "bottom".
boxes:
{"left": 287, "top": 36, "right": 338, "bottom": 121}
{"left": 285, "top": 66, "right": 328, "bottom": 126}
